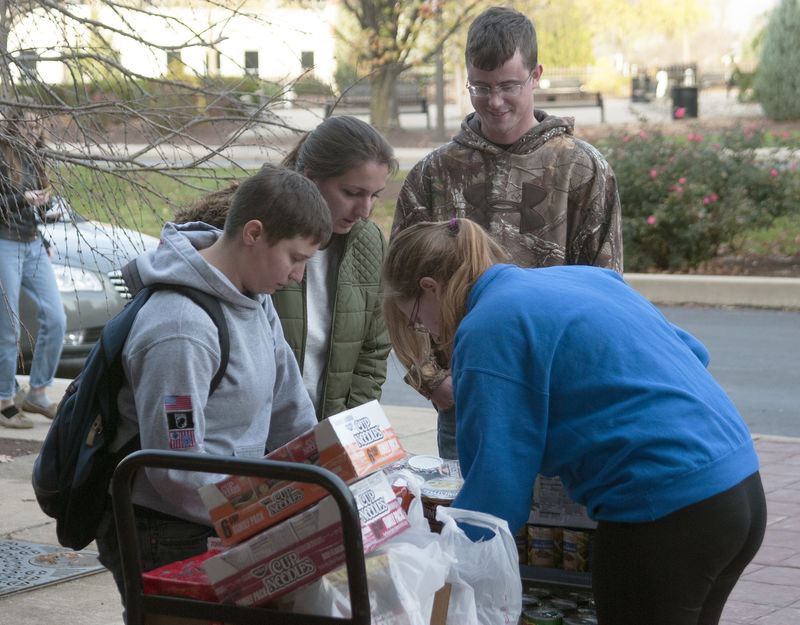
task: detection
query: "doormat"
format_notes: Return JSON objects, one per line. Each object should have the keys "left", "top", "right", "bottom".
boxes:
{"left": 0, "top": 539, "right": 105, "bottom": 598}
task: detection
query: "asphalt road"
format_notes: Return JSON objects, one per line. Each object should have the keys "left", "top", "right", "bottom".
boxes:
{"left": 380, "top": 306, "right": 800, "bottom": 438}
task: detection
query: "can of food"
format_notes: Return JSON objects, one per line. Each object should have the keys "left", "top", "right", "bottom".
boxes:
{"left": 563, "top": 618, "right": 597, "bottom": 625}
{"left": 548, "top": 598, "right": 578, "bottom": 613}
{"left": 567, "top": 591, "right": 594, "bottom": 608}
{"left": 516, "top": 526, "right": 529, "bottom": 565}
{"left": 562, "top": 529, "right": 590, "bottom": 572}
{"left": 528, "top": 525, "right": 556, "bottom": 567}
{"left": 524, "top": 586, "right": 553, "bottom": 602}
{"left": 407, "top": 454, "right": 444, "bottom": 476}
{"left": 521, "top": 608, "right": 563, "bottom": 624}
{"left": 420, "top": 477, "right": 463, "bottom": 533}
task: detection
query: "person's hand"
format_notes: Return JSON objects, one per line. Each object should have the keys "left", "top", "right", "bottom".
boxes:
{"left": 24, "top": 188, "right": 51, "bottom": 207}
{"left": 430, "top": 375, "right": 454, "bottom": 411}
{"left": 46, "top": 245, "right": 54, "bottom": 260}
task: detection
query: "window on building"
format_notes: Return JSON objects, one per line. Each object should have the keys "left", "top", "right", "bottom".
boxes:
{"left": 17, "top": 50, "right": 38, "bottom": 79}
{"left": 206, "top": 49, "right": 222, "bottom": 76}
{"left": 167, "top": 50, "right": 182, "bottom": 67}
{"left": 301, "top": 51, "right": 314, "bottom": 70}
{"left": 245, "top": 51, "right": 259, "bottom": 77}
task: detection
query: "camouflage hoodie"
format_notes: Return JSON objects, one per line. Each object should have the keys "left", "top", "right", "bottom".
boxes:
{"left": 392, "top": 110, "right": 623, "bottom": 398}
{"left": 392, "top": 110, "right": 622, "bottom": 272}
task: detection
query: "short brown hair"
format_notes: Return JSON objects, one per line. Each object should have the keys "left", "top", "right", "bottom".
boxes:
{"left": 224, "top": 164, "right": 331, "bottom": 246}
{"left": 465, "top": 7, "right": 538, "bottom": 71}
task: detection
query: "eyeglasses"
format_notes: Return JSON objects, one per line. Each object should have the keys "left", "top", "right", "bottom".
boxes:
{"left": 466, "top": 71, "right": 534, "bottom": 99}
{"left": 406, "top": 295, "right": 430, "bottom": 334}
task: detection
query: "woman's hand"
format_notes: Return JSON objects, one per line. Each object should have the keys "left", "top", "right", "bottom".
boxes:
{"left": 24, "top": 188, "right": 51, "bottom": 207}
{"left": 431, "top": 375, "right": 454, "bottom": 411}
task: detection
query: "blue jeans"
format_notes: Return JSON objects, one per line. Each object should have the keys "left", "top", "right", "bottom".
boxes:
{"left": 95, "top": 506, "right": 216, "bottom": 607}
{"left": 437, "top": 404, "right": 458, "bottom": 460}
{"left": 0, "top": 238, "right": 66, "bottom": 400}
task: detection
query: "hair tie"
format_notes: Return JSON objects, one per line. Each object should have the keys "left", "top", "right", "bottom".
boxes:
{"left": 449, "top": 217, "right": 459, "bottom": 232}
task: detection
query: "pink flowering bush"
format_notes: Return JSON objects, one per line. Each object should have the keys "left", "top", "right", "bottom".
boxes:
{"left": 598, "top": 126, "right": 800, "bottom": 271}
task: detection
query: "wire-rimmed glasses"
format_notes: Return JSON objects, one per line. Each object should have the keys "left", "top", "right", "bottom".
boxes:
{"left": 406, "top": 295, "right": 430, "bottom": 334}
{"left": 466, "top": 70, "right": 534, "bottom": 99}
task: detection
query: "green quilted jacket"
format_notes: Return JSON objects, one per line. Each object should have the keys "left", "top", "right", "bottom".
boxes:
{"left": 271, "top": 219, "right": 391, "bottom": 421}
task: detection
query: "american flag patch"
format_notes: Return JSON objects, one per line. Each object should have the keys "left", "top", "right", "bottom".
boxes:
{"left": 165, "top": 395, "right": 192, "bottom": 412}
{"left": 165, "top": 395, "right": 195, "bottom": 449}
{"left": 169, "top": 429, "right": 196, "bottom": 450}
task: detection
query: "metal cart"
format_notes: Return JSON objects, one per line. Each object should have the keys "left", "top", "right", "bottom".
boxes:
{"left": 111, "top": 449, "right": 371, "bottom": 625}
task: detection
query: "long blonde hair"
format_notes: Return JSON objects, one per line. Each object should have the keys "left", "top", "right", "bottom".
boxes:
{"left": 382, "top": 219, "right": 509, "bottom": 382}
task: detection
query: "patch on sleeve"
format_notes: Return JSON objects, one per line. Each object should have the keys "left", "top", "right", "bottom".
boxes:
{"left": 165, "top": 395, "right": 196, "bottom": 449}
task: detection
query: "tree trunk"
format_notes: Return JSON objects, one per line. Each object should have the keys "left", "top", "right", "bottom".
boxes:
{"left": 370, "top": 68, "right": 403, "bottom": 133}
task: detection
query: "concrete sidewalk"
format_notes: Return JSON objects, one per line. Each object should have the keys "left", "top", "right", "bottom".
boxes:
{"left": 2, "top": 383, "right": 800, "bottom": 624}
{"left": 1, "top": 271, "right": 798, "bottom": 624}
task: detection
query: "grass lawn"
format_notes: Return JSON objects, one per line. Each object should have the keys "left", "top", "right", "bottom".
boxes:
{"left": 60, "top": 165, "right": 404, "bottom": 240}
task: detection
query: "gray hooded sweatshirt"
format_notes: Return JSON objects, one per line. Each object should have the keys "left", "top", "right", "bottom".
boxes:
{"left": 113, "top": 222, "right": 317, "bottom": 525}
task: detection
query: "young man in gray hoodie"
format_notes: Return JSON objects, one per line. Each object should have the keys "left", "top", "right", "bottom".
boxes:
{"left": 95, "top": 164, "right": 333, "bottom": 604}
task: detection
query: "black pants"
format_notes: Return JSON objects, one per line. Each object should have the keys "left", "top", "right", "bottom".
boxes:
{"left": 592, "top": 471, "right": 766, "bottom": 625}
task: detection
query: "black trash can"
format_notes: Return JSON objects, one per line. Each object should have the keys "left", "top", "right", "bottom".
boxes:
{"left": 672, "top": 86, "right": 698, "bottom": 119}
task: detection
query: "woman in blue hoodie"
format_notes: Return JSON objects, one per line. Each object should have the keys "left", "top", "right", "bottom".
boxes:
{"left": 382, "top": 219, "right": 766, "bottom": 625}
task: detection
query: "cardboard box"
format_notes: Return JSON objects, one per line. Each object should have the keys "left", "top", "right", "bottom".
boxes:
{"left": 142, "top": 550, "right": 222, "bottom": 601}
{"left": 204, "top": 470, "right": 409, "bottom": 607}
{"left": 199, "top": 401, "right": 406, "bottom": 545}
{"left": 528, "top": 475, "right": 597, "bottom": 530}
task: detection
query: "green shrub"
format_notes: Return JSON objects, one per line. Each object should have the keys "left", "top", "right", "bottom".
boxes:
{"left": 753, "top": 0, "right": 800, "bottom": 120}
{"left": 292, "top": 75, "right": 334, "bottom": 97}
{"left": 598, "top": 127, "right": 800, "bottom": 271}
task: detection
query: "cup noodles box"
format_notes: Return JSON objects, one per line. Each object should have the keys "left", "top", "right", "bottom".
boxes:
{"left": 203, "top": 470, "right": 410, "bottom": 607}
{"left": 198, "top": 400, "right": 406, "bottom": 545}
{"left": 142, "top": 549, "right": 222, "bottom": 601}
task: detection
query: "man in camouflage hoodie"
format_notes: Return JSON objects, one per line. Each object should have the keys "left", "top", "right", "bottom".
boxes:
{"left": 391, "top": 6, "right": 623, "bottom": 459}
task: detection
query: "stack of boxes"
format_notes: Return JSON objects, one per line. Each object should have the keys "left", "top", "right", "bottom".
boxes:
{"left": 143, "top": 400, "right": 411, "bottom": 608}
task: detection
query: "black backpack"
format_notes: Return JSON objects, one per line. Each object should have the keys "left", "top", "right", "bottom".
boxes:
{"left": 32, "top": 283, "right": 230, "bottom": 550}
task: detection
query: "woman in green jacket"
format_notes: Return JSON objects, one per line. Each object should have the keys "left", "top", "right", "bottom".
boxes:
{"left": 171, "top": 116, "right": 398, "bottom": 420}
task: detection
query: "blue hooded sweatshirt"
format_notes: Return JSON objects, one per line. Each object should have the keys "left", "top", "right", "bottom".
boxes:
{"left": 450, "top": 264, "right": 759, "bottom": 535}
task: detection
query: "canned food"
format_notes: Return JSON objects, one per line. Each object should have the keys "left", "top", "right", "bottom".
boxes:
{"left": 521, "top": 594, "right": 541, "bottom": 610}
{"left": 420, "top": 477, "right": 463, "bottom": 533}
{"left": 548, "top": 597, "right": 578, "bottom": 612}
{"left": 521, "top": 608, "right": 563, "bottom": 624}
{"left": 528, "top": 525, "right": 556, "bottom": 567}
{"left": 524, "top": 586, "right": 553, "bottom": 601}
{"left": 567, "top": 591, "right": 594, "bottom": 608}
{"left": 516, "top": 526, "right": 529, "bottom": 565}
{"left": 562, "top": 529, "right": 590, "bottom": 572}
{"left": 407, "top": 454, "right": 444, "bottom": 475}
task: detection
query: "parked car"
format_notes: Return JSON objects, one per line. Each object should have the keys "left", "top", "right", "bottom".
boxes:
{"left": 18, "top": 199, "right": 160, "bottom": 377}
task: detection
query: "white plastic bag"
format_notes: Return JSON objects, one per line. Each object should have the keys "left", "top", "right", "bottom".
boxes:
{"left": 436, "top": 506, "right": 523, "bottom": 625}
{"left": 288, "top": 473, "right": 452, "bottom": 625}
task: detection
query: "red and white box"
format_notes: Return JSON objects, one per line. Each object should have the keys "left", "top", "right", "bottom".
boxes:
{"left": 198, "top": 400, "right": 406, "bottom": 545}
{"left": 142, "top": 549, "right": 222, "bottom": 601}
{"left": 203, "top": 470, "right": 410, "bottom": 606}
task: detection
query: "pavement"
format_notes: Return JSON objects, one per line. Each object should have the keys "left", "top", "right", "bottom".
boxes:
{"left": 2, "top": 365, "right": 800, "bottom": 624}
{"left": 2, "top": 89, "right": 799, "bottom": 624}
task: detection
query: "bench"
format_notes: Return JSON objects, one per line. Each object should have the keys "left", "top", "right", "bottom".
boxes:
{"left": 324, "top": 82, "right": 430, "bottom": 127}
{"left": 537, "top": 77, "right": 605, "bottom": 123}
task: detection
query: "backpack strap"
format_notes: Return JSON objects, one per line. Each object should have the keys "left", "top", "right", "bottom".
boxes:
{"left": 148, "top": 284, "right": 230, "bottom": 395}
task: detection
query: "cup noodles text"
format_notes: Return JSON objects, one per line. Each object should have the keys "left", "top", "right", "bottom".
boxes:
{"left": 198, "top": 401, "right": 405, "bottom": 545}
{"left": 203, "top": 470, "right": 409, "bottom": 606}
